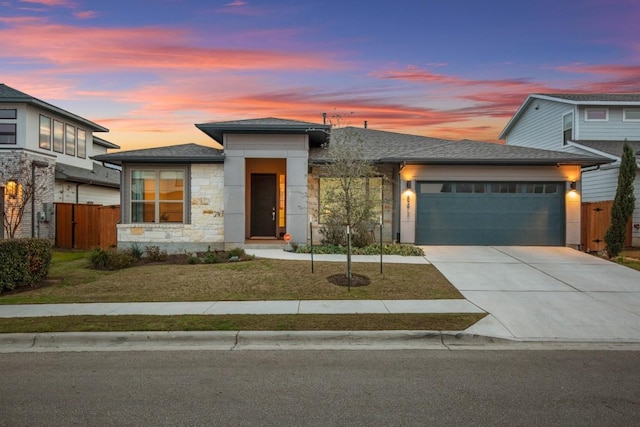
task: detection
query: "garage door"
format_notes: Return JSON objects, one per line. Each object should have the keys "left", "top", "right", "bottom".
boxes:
{"left": 415, "top": 182, "right": 565, "bottom": 245}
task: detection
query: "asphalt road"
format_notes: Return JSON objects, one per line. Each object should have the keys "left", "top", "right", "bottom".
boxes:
{"left": 1, "top": 350, "right": 639, "bottom": 426}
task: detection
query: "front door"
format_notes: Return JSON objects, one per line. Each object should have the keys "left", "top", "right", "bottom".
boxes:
{"left": 250, "top": 174, "right": 277, "bottom": 237}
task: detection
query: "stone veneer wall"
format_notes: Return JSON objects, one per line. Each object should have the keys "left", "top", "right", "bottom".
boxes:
{"left": 0, "top": 151, "right": 55, "bottom": 241}
{"left": 117, "top": 163, "right": 225, "bottom": 254}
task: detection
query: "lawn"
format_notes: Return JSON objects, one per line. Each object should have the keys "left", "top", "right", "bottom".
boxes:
{"left": 0, "top": 252, "right": 461, "bottom": 304}
{"left": 0, "top": 250, "right": 485, "bottom": 332}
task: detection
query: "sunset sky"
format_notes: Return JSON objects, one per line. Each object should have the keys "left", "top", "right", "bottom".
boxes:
{"left": 1, "top": 0, "right": 639, "bottom": 150}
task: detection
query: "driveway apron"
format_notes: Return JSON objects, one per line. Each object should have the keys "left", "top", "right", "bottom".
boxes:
{"left": 422, "top": 246, "right": 640, "bottom": 341}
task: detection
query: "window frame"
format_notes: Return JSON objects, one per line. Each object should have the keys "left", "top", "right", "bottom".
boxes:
{"left": 623, "top": 108, "right": 640, "bottom": 122}
{"left": 584, "top": 107, "right": 608, "bottom": 122}
{"left": 0, "top": 109, "right": 17, "bottom": 119}
{"left": 128, "top": 166, "right": 189, "bottom": 224}
{"left": 77, "top": 128, "right": 86, "bottom": 158}
{"left": 562, "top": 112, "right": 573, "bottom": 146}
{"left": 0, "top": 123, "right": 17, "bottom": 145}
{"left": 52, "top": 120, "right": 64, "bottom": 153}
{"left": 65, "top": 124, "right": 76, "bottom": 156}
{"left": 39, "top": 115, "right": 52, "bottom": 150}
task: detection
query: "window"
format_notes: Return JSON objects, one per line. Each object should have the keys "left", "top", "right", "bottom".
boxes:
{"left": 0, "top": 109, "right": 17, "bottom": 119}
{"left": 319, "top": 177, "right": 382, "bottom": 223}
{"left": 65, "top": 124, "right": 75, "bottom": 156}
{"left": 77, "top": 129, "right": 86, "bottom": 158}
{"left": 131, "top": 169, "right": 185, "bottom": 223}
{"left": 562, "top": 112, "right": 573, "bottom": 145}
{"left": 585, "top": 108, "right": 608, "bottom": 121}
{"left": 39, "top": 115, "right": 51, "bottom": 150}
{"left": 0, "top": 109, "right": 17, "bottom": 144}
{"left": 53, "top": 120, "right": 64, "bottom": 153}
{"left": 0, "top": 123, "right": 16, "bottom": 144}
{"left": 623, "top": 108, "right": 640, "bottom": 121}
{"left": 420, "top": 183, "right": 452, "bottom": 193}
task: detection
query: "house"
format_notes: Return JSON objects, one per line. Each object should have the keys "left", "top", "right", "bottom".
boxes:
{"left": 0, "top": 84, "right": 120, "bottom": 242}
{"left": 93, "top": 117, "right": 609, "bottom": 253}
{"left": 500, "top": 93, "right": 640, "bottom": 248}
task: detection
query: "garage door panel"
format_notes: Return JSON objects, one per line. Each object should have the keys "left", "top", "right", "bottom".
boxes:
{"left": 416, "top": 182, "right": 564, "bottom": 245}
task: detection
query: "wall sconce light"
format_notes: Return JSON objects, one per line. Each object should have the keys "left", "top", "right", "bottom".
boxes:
{"left": 570, "top": 181, "right": 577, "bottom": 191}
{"left": 5, "top": 180, "right": 18, "bottom": 199}
{"left": 406, "top": 180, "right": 412, "bottom": 190}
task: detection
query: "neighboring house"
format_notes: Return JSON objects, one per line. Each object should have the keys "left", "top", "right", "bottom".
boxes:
{"left": 0, "top": 84, "right": 120, "bottom": 241}
{"left": 93, "top": 117, "right": 608, "bottom": 253}
{"left": 500, "top": 93, "right": 640, "bottom": 247}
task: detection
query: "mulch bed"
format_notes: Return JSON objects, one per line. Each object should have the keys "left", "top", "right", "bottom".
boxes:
{"left": 326, "top": 273, "right": 371, "bottom": 287}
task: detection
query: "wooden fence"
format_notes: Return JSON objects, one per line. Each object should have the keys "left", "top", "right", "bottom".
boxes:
{"left": 55, "top": 203, "right": 120, "bottom": 250}
{"left": 581, "top": 200, "right": 631, "bottom": 252}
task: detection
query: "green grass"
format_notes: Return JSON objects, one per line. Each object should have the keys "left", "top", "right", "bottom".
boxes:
{"left": 0, "top": 313, "right": 486, "bottom": 333}
{"left": 0, "top": 251, "right": 460, "bottom": 304}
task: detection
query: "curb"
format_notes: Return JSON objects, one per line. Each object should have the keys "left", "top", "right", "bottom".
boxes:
{"left": 1, "top": 331, "right": 639, "bottom": 353}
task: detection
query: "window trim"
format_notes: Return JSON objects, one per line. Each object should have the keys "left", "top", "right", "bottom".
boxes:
{"left": 0, "top": 123, "right": 17, "bottom": 145}
{"left": 623, "top": 108, "right": 640, "bottom": 122}
{"left": 77, "top": 128, "right": 86, "bottom": 158}
{"left": 53, "top": 120, "right": 64, "bottom": 153}
{"left": 562, "top": 112, "right": 573, "bottom": 146}
{"left": 0, "top": 109, "right": 17, "bottom": 119}
{"left": 39, "top": 115, "right": 52, "bottom": 150}
{"left": 65, "top": 124, "right": 76, "bottom": 156}
{"left": 128, "top": 166, "right": 190, "bottom": 224}
{"left": 584, "top": 107, "right": 608, "bottom": 122}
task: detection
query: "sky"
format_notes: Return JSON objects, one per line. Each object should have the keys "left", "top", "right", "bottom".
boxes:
{"left": 1, "top": 0, "right": 640, "bottom": 150}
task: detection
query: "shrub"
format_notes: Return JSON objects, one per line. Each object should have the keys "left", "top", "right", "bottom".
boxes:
{"left": 203, "top": 250, "right": 220, "bottom": 264}
{"left": 0, "top": 238, "right": 52, "bottom": 292}
{"left": 127, "top": 243, "right": 144, "bottom": 261}
{"left": 89, "top": 248, "right": 134, "bottom": 270}
{"left": 295, "top": 243, "right": 424, "bottom": 256}
{"left": 144, "top": 246, "right": 168, "bottom": 261}
{"left": 227, "top": 247, "right": 246, "bottom": 258}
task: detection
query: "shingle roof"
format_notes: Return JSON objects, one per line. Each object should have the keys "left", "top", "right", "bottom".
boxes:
{"left": 537, "top": 93, "right": 640, "bottom": 103}
{"left": 310, "top": 127, "right": 611, "bottom": 166}
{"left": 195, "top": 117, "right": 329, "bottom": 145}
{"left": 572, "top": 140, "right": 640, "bottom": 160}
{"left": 0, "top": 83, "right": 109, "bottom": 132}
{"left": 93, "top": 136, "right": 120, "bottom": 150}
{"left": 92, "top": 143, "right": 224, "bottom": 165}
{"left": 55, "top": 163, "right": 120, "bottom": 188}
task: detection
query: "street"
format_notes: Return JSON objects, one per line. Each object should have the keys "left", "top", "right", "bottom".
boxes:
{"left": 1, "top": 350, "right": 639, "bottom": 426}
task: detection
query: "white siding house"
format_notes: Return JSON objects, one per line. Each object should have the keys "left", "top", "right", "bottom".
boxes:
{"left": 501, "top": 93, "right": 640, "bottom": 247}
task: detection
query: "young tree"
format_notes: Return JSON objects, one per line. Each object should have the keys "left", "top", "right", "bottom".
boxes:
{"left": 1, "top": 154, "right": 51, "bottom": 238}
{"left": 604, "top": 142, "right": 637, "bottom": 258}
{"left": 319, "top": 116, "right": 378, "bottom": 289}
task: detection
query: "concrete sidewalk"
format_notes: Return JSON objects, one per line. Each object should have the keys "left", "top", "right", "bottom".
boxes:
{"left": 0, "top": 299, "right": 483, "bottom": 317}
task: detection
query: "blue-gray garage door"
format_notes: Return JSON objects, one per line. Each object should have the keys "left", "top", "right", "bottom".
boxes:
{"left": 415, "top": 182, "right": 565, "bottom": 245}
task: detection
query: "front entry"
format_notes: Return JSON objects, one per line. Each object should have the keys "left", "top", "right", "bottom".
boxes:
{"left": 250, "top": 174, "right": 277, "bottom": 237}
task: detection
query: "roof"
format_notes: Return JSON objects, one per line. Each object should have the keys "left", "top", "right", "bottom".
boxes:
{"left": 93, "top": 136, "right": 120, "bottom": 150}
{"left": 0, "top": 83, "right": 109, "bottom": 133}
{"left": 195, "top": 117, "right": 330, "bottom": 145}
{"left": 310, "top": 127, "right": 611, "bottom": 167}
{"left": 55, "top": 162, "right": 120, "bottom": 188}
{"left": 92, "top": 143, "right": 224, "bottom": 165}
{"left": 499, "top": 93, "right": 640, "bottom": 139}
{"left": 571, "top": 140, "right": 640, "bottom": 160}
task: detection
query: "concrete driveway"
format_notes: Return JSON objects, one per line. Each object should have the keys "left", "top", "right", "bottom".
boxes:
{"left": 422, "top": 246, "right": 640, "bottom": 342}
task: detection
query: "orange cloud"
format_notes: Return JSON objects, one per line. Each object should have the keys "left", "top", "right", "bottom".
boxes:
{"left": 19, "top": 0, "right": 75, "bottom": 6}
{"left": 0, "top": 21, "right": 346, "bottom": 74}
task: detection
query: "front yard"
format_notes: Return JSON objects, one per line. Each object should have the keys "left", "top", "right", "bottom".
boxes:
{"left": 0, "top": 251, "right": 485, "bottom": 332}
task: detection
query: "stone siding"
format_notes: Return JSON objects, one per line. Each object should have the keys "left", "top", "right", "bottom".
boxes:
{"left": 117, "top": 164, "right": 225, "bottom": 253}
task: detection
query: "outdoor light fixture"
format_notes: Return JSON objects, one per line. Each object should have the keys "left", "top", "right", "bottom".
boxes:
{"left": 406, "top": 180, "right": 411, "bottom": 190}
{"left": 5, "top": 180, "right": 18, "bottom": 199}
{"left": 570, "top": 181, "right": 577, "bottom": 191}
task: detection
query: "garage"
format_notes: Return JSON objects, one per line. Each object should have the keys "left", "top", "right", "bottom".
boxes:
{"left": 415, "top": 181, "right": 565, "bottom": 245}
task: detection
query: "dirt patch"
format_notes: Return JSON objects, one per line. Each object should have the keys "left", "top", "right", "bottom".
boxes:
{"left": 327, "top": 273, "right": 371, "bottom": 287}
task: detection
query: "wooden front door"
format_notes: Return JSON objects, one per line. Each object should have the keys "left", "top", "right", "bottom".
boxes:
{"left": 250, "top": 174, "right": 277, "bottom": 237}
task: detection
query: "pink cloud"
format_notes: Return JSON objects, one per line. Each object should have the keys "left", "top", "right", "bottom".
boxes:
{"left": 19, "top": 0, "right": 75, "bottom": 6}
{"left": 74, "top": 10, "right": 97, "bottom": 19}
{"left": 0, "top": 22, "right": 345, "bottom": 73}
